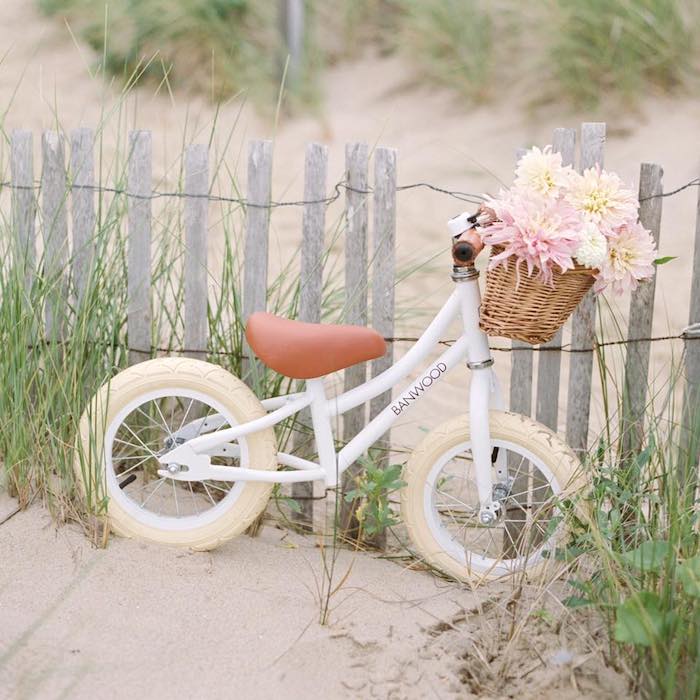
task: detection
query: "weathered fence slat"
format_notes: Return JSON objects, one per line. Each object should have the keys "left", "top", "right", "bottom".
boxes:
{"left": 622, "top": 163, "right": 664, "bottom": 460}
{"left": 510, "top": 148, "right": 532, "bottom": 417}
{"left": 681, "top": 178, "right": 700, "bottom": 473}
{"left": 41, "top": 131, "right": 69, "bottom": 340}
{"left": 536, "top": 128, "right": 576, "bottom": 431}
{"left": 292, "top": 142, "right": 328, "bottom": 529}
{"left": 11, "top": 130, "right": 35, "bottom": 289}
{"left": 341, "top": 142, "right": 369, "bottom": 534}
{"left": 566, "top": 122, "right": 606, "bottom": 454}
{"left": 70, "top": 128, "right": 96, "bottom": 306}
{"left": 368, "top": 146, "right": 397, "bottom": 548}
{"left": 183, "top": 144, "right": 209, "bottom": 359}
{"left": 242, "top": 140, "right": 273, "bottom": 385}
{"left": 127, "top": 130, "right": 152, "bottom": 364}
{"left": 370, "top": 147, "right": 397, "bottom": 419}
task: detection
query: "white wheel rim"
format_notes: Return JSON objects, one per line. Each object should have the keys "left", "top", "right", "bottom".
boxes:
{"left": 423, "top": 439, "right": 563, "bottom": 576}
{"left": 105, "top": 387, "right": 248, "bottom": 531}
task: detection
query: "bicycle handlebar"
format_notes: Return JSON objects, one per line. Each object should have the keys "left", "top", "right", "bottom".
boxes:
{"left": 452, "top": 240, "right": 476, "bottom": 265}
{"left": 452, "top": 228, "right": 484, "bottom": 267}
{"left": 448, "top": 205, "right": 497, "bottom": 267}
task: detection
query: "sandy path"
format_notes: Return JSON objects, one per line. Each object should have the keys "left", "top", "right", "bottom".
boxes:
{"left": 0, "top": 492, "right": 628, "bottom": 700}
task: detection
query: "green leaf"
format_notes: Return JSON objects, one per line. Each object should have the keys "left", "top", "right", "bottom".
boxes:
{"left": 621, "top": 540, "right": 670, "bottom": 572}
{"left": 533, "top": 608, "right": 555, "bottom": 624}
{"left": 653, "top": 256, "right": 676, "bottom": 266}
{"left": 563, "top": 595, "right": 592, "bottom": 609}
{"left": 283, "top": 497, "right": 302, "bottom": 514}
{"left": 679, "top": 555, "right": 700, "bottom": 597}
{"left": 614, "top": 592, "right": 665, "bottom": 646}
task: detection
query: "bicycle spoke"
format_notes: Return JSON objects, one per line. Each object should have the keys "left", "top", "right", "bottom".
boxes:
{"left": 121, "top": 424, "right": 160, "bottom": 460}
{"left": 203, "top": 481, "right": 231, "bottom": 495}
{"left": 141, "top": 478, "right": 166, "bottom": 508}
{"left": 154, "top": 401, "right": 174, "bottom": 440}
{"left": 202, "top": 481, "right": 217, "bottom": 506}
{"left": 114, "top": 454, "right": 153, "bottom": 479}
{"left": 195, "top": 407, "right": 213, "bottom": 439}
{"left": 172, "top": 478, "right": 180, "bottom": 516}
{"left": 112, "top": 453, "right": 153, "bottom": 462}
{"left": 135, "top": 406, "right": 170, "bottom": 435}
{"left": 436, "top": 488, "right": 477, "bottom": 512}
{"left": 188, "top": 481, "right": 200, "bottom": 515}
{"left": 177, "top": 398, "right": 195, "bottom": 435}
{"left": 113, "top": 436, "right": 157, "bottom": 452}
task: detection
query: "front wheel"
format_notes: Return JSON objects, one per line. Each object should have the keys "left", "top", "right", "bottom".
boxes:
{"left": 401, "top": 412, "right": 586, "bottom": 583}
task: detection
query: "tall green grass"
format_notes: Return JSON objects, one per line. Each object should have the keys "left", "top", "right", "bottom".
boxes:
{"left": 545, "top": 0, "right": 698, "bottom": 106}
{"left": 562, "top": 310, "right": 700, "bottom": 699}
{"left": 0, "top": 120, "right": 349, "bottom": 528}
{"left": 36, "top": 0, "right": 318, "bottom": 107}
{"left": 35, "top": 0, "right": 700, "bottom": 107}
{"left": 399, "top": 0, "right": 493, "bottom": 100}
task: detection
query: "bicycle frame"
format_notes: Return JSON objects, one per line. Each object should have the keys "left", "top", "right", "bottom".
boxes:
{"left": 159, "top": 268, "right": 506, "bottom": 514}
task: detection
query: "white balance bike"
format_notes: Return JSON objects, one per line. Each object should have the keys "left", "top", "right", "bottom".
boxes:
{"left": 75, "top": 211, "right": 585, "bottom": 583}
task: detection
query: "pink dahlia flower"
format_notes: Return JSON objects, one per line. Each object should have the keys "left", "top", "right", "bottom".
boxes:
{"left": 482, "top": 189, "right": 582, "bottom": 286}
{"left": 593, "top": 221, "right": 657, "bottom": 295}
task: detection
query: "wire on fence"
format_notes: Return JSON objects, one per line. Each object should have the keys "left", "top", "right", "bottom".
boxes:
{"left": 3, "top": 175, "right": 700, "bottom": 207}
{"left": 24, "top": 332, "right": 698, "bottom": 357}
{"left": 0, "top": 179, "right": 485, "bottom": 207}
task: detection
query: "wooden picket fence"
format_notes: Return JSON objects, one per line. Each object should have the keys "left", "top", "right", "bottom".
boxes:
{"left": 5, "top": 122, "right": 700, "bottom": 530}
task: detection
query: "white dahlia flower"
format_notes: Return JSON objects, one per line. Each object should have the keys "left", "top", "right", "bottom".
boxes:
{"left": 574, "top": 223, "right": 607, "bottom": 269}
{"left": 514, "top": 145, "right": 572, "bottom": 199}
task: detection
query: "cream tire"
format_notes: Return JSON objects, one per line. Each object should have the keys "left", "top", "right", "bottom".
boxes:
{"left": 74, "top": 357, "right": 277, "bottom": 550}
{"left": 401, "top": 411, "right": 586, "bottom": 583}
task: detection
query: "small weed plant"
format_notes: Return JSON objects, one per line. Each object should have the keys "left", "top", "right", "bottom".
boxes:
{"left": 343, "top": 450, "right": 406, "bottom": 538}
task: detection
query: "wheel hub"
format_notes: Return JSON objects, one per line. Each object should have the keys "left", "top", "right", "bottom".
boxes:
{"left": 492, "top": 475, "right": 515, "bottom": 503}
{"left": 478, "top": 501, "right": 501, "bottom": 526}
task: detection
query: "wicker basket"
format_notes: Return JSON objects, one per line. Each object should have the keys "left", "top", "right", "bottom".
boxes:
{"left": 479, "top": 247, "right": 595, "bottom": 344}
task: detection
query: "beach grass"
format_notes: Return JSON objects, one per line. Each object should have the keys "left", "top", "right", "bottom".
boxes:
{"left": 35, "top": 0, "right": 700, "bottom": 108}
{"left": 559, "top": 310, "right": 700, "bottom": 699}
{"left": 544, "top": 0, "right": 698, "bottom": 106}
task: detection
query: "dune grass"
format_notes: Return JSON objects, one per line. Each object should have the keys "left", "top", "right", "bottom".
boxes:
{"left": 545, "top": 0, "right": 698, "bottom": 106}
{"left": 35, "top": 0, "right": 700, "bottom": 108}
{"left": 0, "top": 114, "right": 353, "bottom": 527}
{"left": 36, "top": 0, "right": 318, "bottom": 107}
{"left": 398, "top": 0, "right": 493, "bottom": 100}
{"left": 559, "top": 311, "right": 700, "bottom": 699}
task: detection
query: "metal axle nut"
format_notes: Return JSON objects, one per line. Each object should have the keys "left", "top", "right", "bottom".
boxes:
{"left": 479, "top": 511, "right": 496, "bottom": 525}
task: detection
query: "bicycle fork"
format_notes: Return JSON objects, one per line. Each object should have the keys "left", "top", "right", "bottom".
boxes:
{"left": 456, "top": 268, "right": 507, "bottom": 524}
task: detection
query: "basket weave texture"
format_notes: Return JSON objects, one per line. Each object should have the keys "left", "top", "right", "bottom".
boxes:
{"left": 479, "top": 246, "right": 595, "bottom": 344}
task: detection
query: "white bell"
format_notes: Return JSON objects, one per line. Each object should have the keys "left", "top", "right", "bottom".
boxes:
{"left": 447, "top": 211, "right": 474, "bottom": 237}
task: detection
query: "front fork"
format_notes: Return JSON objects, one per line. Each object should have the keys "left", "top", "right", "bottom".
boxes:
{"left": 457, "top": 269, "right": 508, "bottom": 525}
{"left": 469, "top": 362, "right": 507, "bottom": 524}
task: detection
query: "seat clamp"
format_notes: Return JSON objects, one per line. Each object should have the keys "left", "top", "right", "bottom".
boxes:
{"left": 467, "top": 358, "right": 494, "bottom": 370}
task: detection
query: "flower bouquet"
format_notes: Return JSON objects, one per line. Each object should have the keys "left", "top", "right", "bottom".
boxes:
{"left": 477, "top": 146, "right": 658, "bottom": 344}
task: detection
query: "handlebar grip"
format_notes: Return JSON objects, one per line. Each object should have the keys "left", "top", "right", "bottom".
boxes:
{"left": 452, "top": 241, "right": 475, "bottom": 266}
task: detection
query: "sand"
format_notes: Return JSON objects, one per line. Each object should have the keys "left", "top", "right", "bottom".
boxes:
{"left": 0, "top": 491, "right": 629, "bottom": 699}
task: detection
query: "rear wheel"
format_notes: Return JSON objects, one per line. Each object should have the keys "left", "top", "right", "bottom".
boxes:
{"left": 401, "top": 412, "right": 585, "bottom": 583}
{"left": 74, "top": 357, "right": 277, "bottom": 550}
